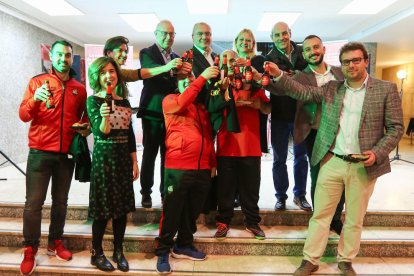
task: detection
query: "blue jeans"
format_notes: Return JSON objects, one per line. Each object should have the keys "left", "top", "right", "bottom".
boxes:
{"left": 23, "top": 149, "right": 74, "bottom": 247}
{"left": 271, "top": 120, "right": 308, "bottom": 201}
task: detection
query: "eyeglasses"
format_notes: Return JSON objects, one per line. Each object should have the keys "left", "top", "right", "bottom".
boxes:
{"left": 156, "top": 30, "right": 176, "bottom": 38}
{"left": 194, "top": 31, "right": 212, "bottom": 37}
{"left": 341, "top": 57, "right": 365, "bottom": 66}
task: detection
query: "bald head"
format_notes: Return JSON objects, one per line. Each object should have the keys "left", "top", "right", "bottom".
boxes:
{"left": 270, "top": 21, "right": 292, "bottom": 53}
{"left": 155, "top": 20, "right": 175, "bottom": 50}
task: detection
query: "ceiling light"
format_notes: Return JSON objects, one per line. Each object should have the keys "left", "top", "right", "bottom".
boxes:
{"left": 397, "top": 69, "right": 407, "bottom": 80}
{"left": 22, "top": 0, "right": 83, "bottom": 16}
{"left": 257, "top": 12, "right": 301, "bottom": 31}
{"left": 339, "top": 0, "right": 397, "bottom": 14}
{"left": 186, "top": 0, "right": 228, "bottom": 14}
{"left": 119, "top": 14, "right": 160, "bottom": 32}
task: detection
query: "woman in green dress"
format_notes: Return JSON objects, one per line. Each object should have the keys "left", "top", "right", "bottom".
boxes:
{"left": 87, "top": 56, "right": 139, "bottom": 272}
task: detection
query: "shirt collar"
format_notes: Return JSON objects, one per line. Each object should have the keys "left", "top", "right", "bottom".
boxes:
{"left": 194, "top": 44, "right": 211, "bottom": 57}
{"left": 309, "top": 63, "right": 332, "bottom": 76}
{"left": 344, "top": 74, "right": 369, "bottom": 92}
{"left": 156, "top": 43, "right": 172, "bottom": 56}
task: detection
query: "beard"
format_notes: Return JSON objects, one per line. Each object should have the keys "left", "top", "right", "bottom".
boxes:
{"left": 308, "top": 53, "right": 324, "bottom": 66}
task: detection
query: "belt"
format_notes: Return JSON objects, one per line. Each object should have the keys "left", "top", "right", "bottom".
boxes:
{"left": 328, "top": 151, "right": 360, "bottom": 163}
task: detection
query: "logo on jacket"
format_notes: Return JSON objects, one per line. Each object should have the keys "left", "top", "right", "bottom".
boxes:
{"left": 72, "top": 89, "right": 78, "bottom": 96}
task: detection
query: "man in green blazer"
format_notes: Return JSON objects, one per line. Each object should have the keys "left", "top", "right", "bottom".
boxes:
{"left": 265, "top": 42, "right": 403, "bottom": 276}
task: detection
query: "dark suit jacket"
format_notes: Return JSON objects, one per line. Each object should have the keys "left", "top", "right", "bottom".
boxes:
{"left": 139, "top": 44, "right": 179, "bottom": 120}
{"left": 265, "top": 41, "right": 308, "bottom": 122}
{"left": 267, "top": 75, "right": 404, "bottom": 180}
{"left": 192, "top": 46, "right": 217, "bottom": 78}
{"left": 293, "top": 65, "right": 344, "bottom": 144}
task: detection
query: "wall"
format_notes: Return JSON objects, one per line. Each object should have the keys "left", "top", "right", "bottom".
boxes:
{"left": 382, "top": 62, "right": 414, "bottom": 137}
{"left": 0, "top": 10, "right": 84, "bottom": 163}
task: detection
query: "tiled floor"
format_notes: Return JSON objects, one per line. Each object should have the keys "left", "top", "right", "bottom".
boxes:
{"left": 1, "top": 137, "right": 414, "bottom": 211}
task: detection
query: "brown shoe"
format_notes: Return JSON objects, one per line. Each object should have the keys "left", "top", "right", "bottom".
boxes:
{"left": 293, "top": 259, "right": 319, "bottom": 276}
{"left": 338, "top": 262, "right": 357, "bottom": 276}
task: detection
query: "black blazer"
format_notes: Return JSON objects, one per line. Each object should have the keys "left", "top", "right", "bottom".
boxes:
{"left": 192, "top": 46, "right": 217, "bottom": 78}
{"left": 139, "top": 43, "right": 179, "bottom": 120}
{"left": 265, "top": 41, "right": 308, "bottom": 122}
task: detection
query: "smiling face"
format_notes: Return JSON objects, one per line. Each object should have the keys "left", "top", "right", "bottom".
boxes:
{"left": 271, "top": 22, "right": 291, "bottom": 53}
{"left": 235, "top": 31, "right": 255, "bottom": 57}
{"left": 107, "top": 43, "right": 128, "bottom": 66}
{"left": 49, "top": 43, "right": 73, "bottom": 73}
{"left": 302, "top": 37, "right": 325, "bottom": 66}
{"left": 192, "top": 23, "right": 212, "bottom": 50}
{"left": 155, "top": 21, "right": 175, "bottom": 50}
{"left": 99, "top": 62, "right": 118, "bottom": 91}
{"left": 340, "top": 49, "right": 369, "bottom": 83}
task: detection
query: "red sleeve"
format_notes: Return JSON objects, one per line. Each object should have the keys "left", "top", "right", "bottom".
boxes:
{"left": 162, "top": 75, "right": 207, "bottom": 114}
{"left": 256, "top": 88, "right": 270, "bottom": 103}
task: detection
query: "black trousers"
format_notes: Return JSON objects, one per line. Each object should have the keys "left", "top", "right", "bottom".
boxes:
{"left": 23, "top": 149, "right": 74, "bottom": 247}
{"left": 306, "top": 129, "right": 345, "bottom": 222}
{"left": 92, "top": 215, "right": 127, "bottom": 252}
{"left": 155, "top": 169, "right": 211, "bottom": 256}
{"left": 216, "top": 156, "right": 261, "bottom": 226}
{"left": 140, "top": 118, "right": 166, "bottom": 197}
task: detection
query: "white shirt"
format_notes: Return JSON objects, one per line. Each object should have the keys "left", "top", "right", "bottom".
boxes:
{"left": 333, "top": 75, "right": 369, "bottom": 155}
{"left": 194, "top": 44, "right": 214, "bottom": 65}
{"left": 310, "top": 64, "right": 336, "bottom": 87}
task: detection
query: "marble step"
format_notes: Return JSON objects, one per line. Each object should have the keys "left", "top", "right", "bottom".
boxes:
{"left": 1, "top": 202, "right": 413, "bottom": 227}
{"left": 1, "top": 217, "right": 413, "bottom": 257}
{"left": 1, "top": 247, "right": 413, "bottom": 275}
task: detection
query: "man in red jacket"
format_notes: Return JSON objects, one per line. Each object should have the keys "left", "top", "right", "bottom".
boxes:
{"left": 18, "top": 40, "right": 88, "bottom": 275}
{"left": 154, "top": 66, "right": 219, "bottom": 274}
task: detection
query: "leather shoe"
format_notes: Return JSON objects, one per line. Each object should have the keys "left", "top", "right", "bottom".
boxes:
{"left": 293, "top": 259, "right": 319, "bottom": 276}
{"left": 90, "top": 250, "right": 115, "bottom": 272}
{"left": 293, "top": 196, "right": 312, "bottom": 211}
{"left": 330, "top": 219, "right": 343, "bottom": 235}
{"left": 274, "top": 199, "right": 286, "bottom": 210}
{"left": 338, "top": 262, "right": 356, "bottom": 276}
{"left": 141, "top": 194, "right": 152, "bottom": 208}
{"left": 113, "top": 250, "right": 129, "bottom": 272}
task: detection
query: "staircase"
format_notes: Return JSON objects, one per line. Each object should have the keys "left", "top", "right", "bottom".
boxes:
{"left": 0, "top": 203, "right": 414, "bottom": 275}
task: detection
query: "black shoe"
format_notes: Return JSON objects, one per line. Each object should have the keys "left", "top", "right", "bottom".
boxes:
{"left": 338, "top": 262, "right": 356, "bottom": 276}
{"left": 274, "top": 199, "right": 286, "bottom": 210}
{"left": 90, "top": 250, "right": 115, "bottom": 272}
{"left": 330, "top": 219, "right": 343, "bottom": 235}
{"left": 293, "top": 259, "right": 319, "bottom": 276}
{"left": 141, "top": 194, "right": 152, "bottom": 208}
{"left": 293, "top": 196, "right": 312, "bottom": 212}
{"left": 113, "top": 250, "right": 129, "bottom": 272}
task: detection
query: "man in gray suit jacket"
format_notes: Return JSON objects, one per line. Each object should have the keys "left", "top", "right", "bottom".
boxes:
{"left": 265, "top": 42, "right": 403, "bottom": 276}
{"left": 293, "top": 35, "right": 345, "bottom": 235}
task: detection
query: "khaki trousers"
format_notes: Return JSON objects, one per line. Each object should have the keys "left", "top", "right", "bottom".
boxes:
{"left": 303, "top": 154, "right": 377, "bottom": 264}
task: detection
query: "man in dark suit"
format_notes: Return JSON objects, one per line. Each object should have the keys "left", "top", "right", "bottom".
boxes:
{"left": 266, "top": 22, "right": 310, "bottom": 212}
{"left": 293, "top": 35, "right": 345, "bottom": 235}
{"left": 265, "top": 42, "right": 404, "bottom": 276}
{"left": 192, "top": 22, "right": 216, "bottom": 78}
{"left": 138, "top": 20, "right": 190, "bottom": 208}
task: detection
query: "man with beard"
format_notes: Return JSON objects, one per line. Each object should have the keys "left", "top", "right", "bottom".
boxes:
{"left": 266, "top": 22, "right": 310, "bottom": 212}
{"left": 19, "top": 40, "right": 89, "bottom": 275}
{"left": 264, "top": 41, "right": 403, "bottom": 276}
{"left": 293, "top": 35, "right": 345, "bottom": 235}
{"left": 138, "top": 20, "right": 191, "bottom": 208}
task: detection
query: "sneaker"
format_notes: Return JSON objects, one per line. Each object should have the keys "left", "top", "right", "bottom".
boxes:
{"left": 246, "top": 224, "right": 266, "bottom": 240}
{"left": 156, "top": 254, "right": 171, "bottom": 274}
{"left": 293, "top": 259, "right": 319, "bottom": 276}
{"left": 274, "top": 199, "right": 286, "bottom": 210}
{"left": 171, "top": 246, "right": 206, "bottom": 261}
{"left": 20, "top": 246, "right": 37, "bottom": 275}
{"left": 47, "top": 239, "right": 73, "bottom": 261}
{"left": 214, "top": 222, "right": 229, "bottom": 240}
{"left": 293, "top": 196, "right": 312, "bottom": 212}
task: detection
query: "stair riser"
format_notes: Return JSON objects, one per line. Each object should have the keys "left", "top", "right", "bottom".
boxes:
{"left": 1, "top": 206, "right": 413, "bottom": 227}
{"left": 1, "top": 233, "right": 413, "bottom": 257}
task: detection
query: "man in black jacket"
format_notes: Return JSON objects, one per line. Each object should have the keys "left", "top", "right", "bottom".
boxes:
{"left": 138, "top": 20, "right": 190, "bottom": 208}
{"left": 266, "top": 22, "right": 310, "bottom": 211}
